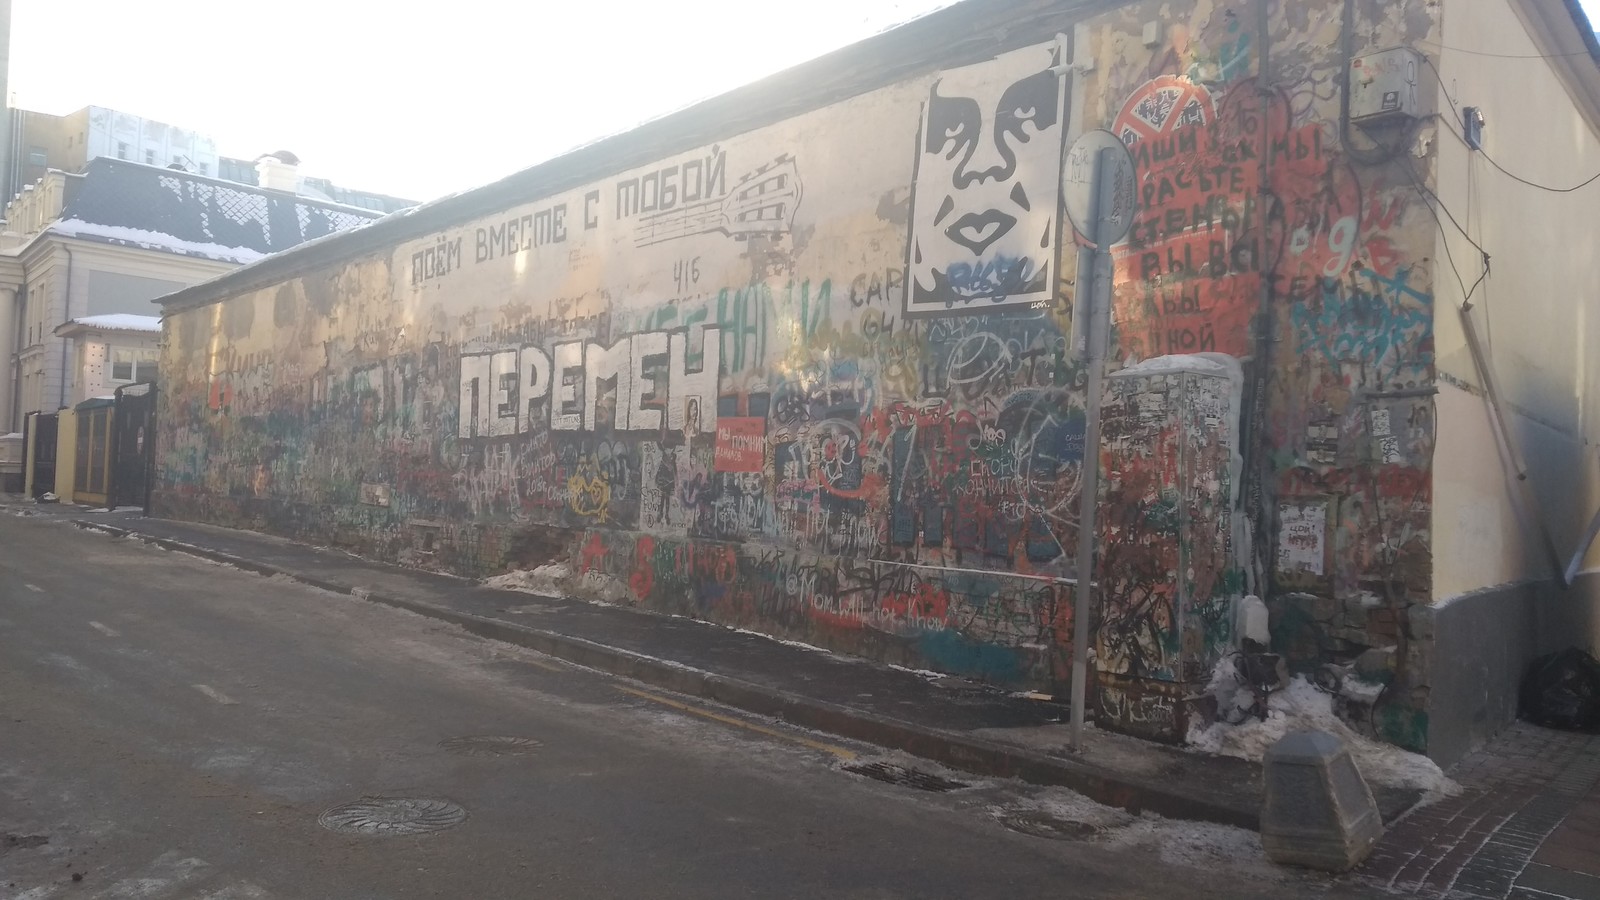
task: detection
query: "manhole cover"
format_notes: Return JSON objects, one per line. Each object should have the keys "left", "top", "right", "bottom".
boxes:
{"left": 318, "top": 798, "right": 467, "bottom": 835}
{"left": 841, "top": 762, "right": 969, "bottom": 792}
{"left": 438, "top": 736, "right": 542, "bottom": 757}
{"left": 997, "top": 811, "right": 1103, "bottom": 841}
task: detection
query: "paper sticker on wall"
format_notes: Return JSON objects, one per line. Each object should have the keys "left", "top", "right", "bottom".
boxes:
{"left": 1277, "top": 501, "right": 1326, "bottom": 576}
{"left": 714, "top": 417, "right": 766, "bottom": 472}
{"left": 1370, "top": 407, "right": 1403, "bottom": 463}
{"left": 1369, "top": 407, "right": 1392, "bottom": 436}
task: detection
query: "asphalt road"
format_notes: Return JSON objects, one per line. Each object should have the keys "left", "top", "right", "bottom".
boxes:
{"left": 0, "top": 513, "right": 1376, "bottom": 899}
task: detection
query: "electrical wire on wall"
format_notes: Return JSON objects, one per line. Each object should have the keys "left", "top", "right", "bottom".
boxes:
{"left": 1423, "top": 53, "right": 1600, "bottom": 193}
{"left": 1467, "top": 152, "right": 1491, "bottom": 351}
{"left": 1414, "top": 46, "right": 1575, "bottom": 586}
{"left": 1414, "top": 38, "right": 1597, "bottom": 60}
{"left": 1398, "top": 157, "right": 1490, "bottom": 311}
{"left": 1370, "top": 54, "right": 1493, "bottom": 313}
{"left": 1416, "top": 45, "right": 1600, "bottom": 349}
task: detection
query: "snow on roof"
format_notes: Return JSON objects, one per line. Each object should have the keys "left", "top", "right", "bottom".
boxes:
{"left": 67, "top": 314, "right": 162, "bottom": 333}
{"left": 171, "top": 211, "right": 378, "bottom": 291}
{"left": 50, "top": 218, "right": 266, "bottom": 264}
{"left": 1110, "top": 354, "right": 1232, "bottom": 378}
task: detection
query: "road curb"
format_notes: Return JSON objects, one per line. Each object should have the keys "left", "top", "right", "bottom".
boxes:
{"left": 72, "top": 517, "right": 1260, "bottom": 830}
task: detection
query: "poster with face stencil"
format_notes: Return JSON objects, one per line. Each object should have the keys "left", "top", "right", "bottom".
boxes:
{"left": 905, "top": 41, "right": 1069, "bottom": 317}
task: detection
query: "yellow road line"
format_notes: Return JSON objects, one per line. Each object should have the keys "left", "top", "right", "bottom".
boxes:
{"left": 524, "top": 656, "right": 564, "bottom": 672}
{"left": 617, "top": 686, "right": 857, "bottom": 760}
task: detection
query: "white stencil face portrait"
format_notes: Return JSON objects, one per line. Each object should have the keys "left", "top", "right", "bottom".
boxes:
{"left": 906, "top": 43, "right": 1067, "bottom": 316}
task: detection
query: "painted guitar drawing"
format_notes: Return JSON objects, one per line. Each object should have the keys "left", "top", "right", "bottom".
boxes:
{"left": 633, "top": 155, "right": 803, "bottom": 247}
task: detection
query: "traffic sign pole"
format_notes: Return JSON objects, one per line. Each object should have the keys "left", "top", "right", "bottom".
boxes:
{"left": 1065, "top": 139, "right": 1134, "bottom": 751}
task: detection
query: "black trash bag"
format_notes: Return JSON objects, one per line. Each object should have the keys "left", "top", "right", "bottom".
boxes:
{"left": 1519, "top": 648, "right": 1600, "bottom": 733}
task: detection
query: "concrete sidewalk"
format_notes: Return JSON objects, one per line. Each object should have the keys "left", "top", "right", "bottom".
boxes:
{"left": 31, "top": 504, "right": 1427, "bottom": 832}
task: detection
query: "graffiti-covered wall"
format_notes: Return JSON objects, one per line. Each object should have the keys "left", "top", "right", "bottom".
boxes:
{"left": 156, "top": 0, "right": 1441, "bottom": 748}
{"left": 1087, "top": 0, "right": 1438, "bottom": 748}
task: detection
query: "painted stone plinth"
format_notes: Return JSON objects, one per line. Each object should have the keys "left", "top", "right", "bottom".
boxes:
{"left": 1261, "top": 730, "right": 1383, "bottom": 871}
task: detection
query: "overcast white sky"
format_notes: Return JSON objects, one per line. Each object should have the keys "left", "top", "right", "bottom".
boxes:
{"left": 9, "top": 0, "right": 951, "bottom": 202}
{"left": 11, "top": 0, "right": 1600, "bottom": 203}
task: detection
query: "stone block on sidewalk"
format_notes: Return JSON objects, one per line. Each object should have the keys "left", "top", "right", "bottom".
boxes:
{"left": 1261, "top": 729, "right": 1383, "bottom": 871}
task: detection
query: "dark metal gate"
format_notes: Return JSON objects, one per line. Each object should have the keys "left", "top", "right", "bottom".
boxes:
{"left": 22, "top": 411, "right": 58, "bottom": 499}
{"left": 111, "top": 382, "right": 156, "bottom": 510}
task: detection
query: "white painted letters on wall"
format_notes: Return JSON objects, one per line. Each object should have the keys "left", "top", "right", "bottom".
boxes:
{"left": 583, "top": 338, "right": 633, "bottom": 431}
{"left": 488, "top": 350, "right": 518, "bottom": 437}
{"left": 458, "top": 353, "right": 490, "bottom": 439}
{"left": 551, "top": 342, "right": 584, "bottom": 431}
{"left": 629, "top": 331, "right": 668, "bottom": 432}
{"left": 669, "top": 326, "right": 720, "bottom": 434}
{"left": 461, "top": 326, "right": 723, "bottom": 436}
{"left": 520, "top": 346, "right": 552, "bottom": 431}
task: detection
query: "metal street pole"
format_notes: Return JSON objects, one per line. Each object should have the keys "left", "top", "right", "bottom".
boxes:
{"left": 1069, "top": 146, "right": 1118, "bottom": 751}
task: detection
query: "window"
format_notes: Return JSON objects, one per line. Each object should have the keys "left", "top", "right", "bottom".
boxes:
{"left": 145, "top": 149, "right": 156, "bottom": 165}
{"left": 198, "top": 162, "right": 209, "bottom": 175}
{"left": 116, "top": 141, "right": 130, "bottom": 160}
{"left": 24, "top": 277, "right": 48, "bottom": 349}
{"left": 110, "top": 348, "right": 159, "bottom": 383}
{"left": 27, "top": 146, "right": 46, "bottom": 166}
{"left": 74, "top": 343, "right": 87, "bottom": 397}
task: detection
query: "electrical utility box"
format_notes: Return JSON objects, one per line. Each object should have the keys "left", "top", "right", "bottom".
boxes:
{"left": 1094, "top": 354, "right": 1243, "bottom": 743}
{"left": 1349, "top": 47, "right": 1426, "bottom": 124}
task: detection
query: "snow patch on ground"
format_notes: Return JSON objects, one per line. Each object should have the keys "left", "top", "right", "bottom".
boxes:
{"left": 665, "top": 614, "right": 874, "bottom": 662}
{"left": 992, "top": 789, "right": 1301, "bottom": 884}
{"left": 1340, "top": 677, "right": 1387, "bottom": 702}
{"left": 1188, "top": 675, "right": 1460, "bottom": 801}
{"left": 729, "top": 624, "right": 838, "bottom": 650}
{"left": 996, "top": 792, "right": 1134, "bottom": 832}
{"left": 1117, "top": 815, "right": 1288, "bottom": 880}
{"left": 483, "top": 563, "right": 569, "bottom": 596}
{"left": 482, "top": 563, "right": 634, "bottom": 607}
{"left": 888, "top": 662, "right": 958, "bottom": 680}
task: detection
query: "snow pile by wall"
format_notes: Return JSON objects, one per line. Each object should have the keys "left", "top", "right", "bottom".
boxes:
{"left": 483, "top": 562, "right": 633, "bottom": 606}
{"left": 1188, "top": 675, "right": 1460, "bottom": 801}
{"left": 992, "top": 791, "right": 1305, "bottom": 885}
{"left": 483, "top": 563, "right": 570, "bottom": 596}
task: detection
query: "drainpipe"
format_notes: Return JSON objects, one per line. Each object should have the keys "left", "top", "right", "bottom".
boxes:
{"left": 57, "top": 243, "right": 71, "bottom": 410}
{"left": 1249, "top": 0, "right": 1273, "bottom": 598}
